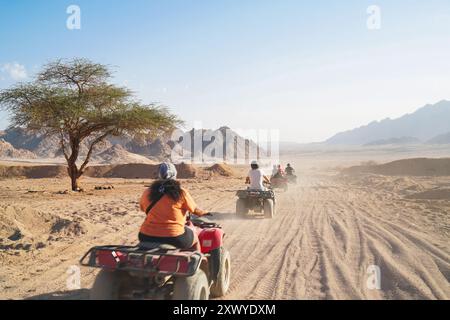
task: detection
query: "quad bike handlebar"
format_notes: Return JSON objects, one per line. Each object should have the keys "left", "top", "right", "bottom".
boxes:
{"left": 186, "top": 211, "right": 213, "bottom": 220}
{"left": 187, "top": 212, "right": 220, "bottom": 229}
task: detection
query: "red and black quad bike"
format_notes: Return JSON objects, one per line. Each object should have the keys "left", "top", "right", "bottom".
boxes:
{"left": 235, "top": 188, "right": 276, "bottom": 219}
{"left": 80, "top": 214, "right": 231, "bottom": 300}
{"left": 270, "top": 175, "right": 289, "bottom": 191}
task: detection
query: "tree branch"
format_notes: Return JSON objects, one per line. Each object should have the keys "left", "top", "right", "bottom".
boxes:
{"left": 78, "top": 130, "right": 112, "bottom": 175}
{"left": 59, "top": 130, "right": 69, "bottom": 162}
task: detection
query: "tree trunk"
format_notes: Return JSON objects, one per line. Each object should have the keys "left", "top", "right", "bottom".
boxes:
{"left": 66, "top": 137, "right": 82, "bottom": 192}
{"left": 68, "top": 162, "right": 81, "bottom": 191}
{"left": 71, "top": 175, "right": 80, "bottom": 191}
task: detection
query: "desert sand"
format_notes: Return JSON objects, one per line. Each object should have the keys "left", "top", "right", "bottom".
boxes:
{"left": 0, "top": 150, "right": 449, "bottom": 300}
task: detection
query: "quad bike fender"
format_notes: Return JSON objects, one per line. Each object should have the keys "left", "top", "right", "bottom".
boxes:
{"left": 198, "top": 228, "right": 224, "bottom": 254}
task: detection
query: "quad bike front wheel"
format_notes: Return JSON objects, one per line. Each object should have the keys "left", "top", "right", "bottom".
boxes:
{"left": 173, "top": 269, "right": 210, "bottom": 300}
{"left": 264, "top": 199, "right": 274, "bottom": 219}
{"left": 210, "top": 247, "right": 231, "bottom": 298}
{"left": 90, "top": 270, "right": 126, "bottom": 300}
{"left": 236, "top": 198, "right": 248, "bottom": 217}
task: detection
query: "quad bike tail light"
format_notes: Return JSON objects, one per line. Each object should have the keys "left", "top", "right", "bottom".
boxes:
{"left": 95, "top": 250, "right": 127, "bottom": 269}
{"left": 146, "top": 255, "right": 190, "bottom": 274}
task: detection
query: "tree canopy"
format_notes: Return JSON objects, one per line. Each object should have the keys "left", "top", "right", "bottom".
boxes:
{"left": 0, "top": 58, "right": 182, "bottom": 190}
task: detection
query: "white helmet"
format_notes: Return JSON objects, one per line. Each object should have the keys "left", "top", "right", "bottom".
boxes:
{"left": 158, "top": 162, "right": 177, "bottom": 180}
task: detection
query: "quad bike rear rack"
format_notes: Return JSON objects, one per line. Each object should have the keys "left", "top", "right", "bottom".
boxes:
{"left": 236, "top": 189, "right": 275, "bottom": 199}
{"left": 80, "top": 245, "right": 203, "bottom": 277}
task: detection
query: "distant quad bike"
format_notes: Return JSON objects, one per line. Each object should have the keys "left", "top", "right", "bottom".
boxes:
{"left": 80, "top": 215, "right": 230, "bottom": 300}
{"left": 270, "top": 175, "right": 289, "bottom": 191}
{"left": 286, "top": 174, "right": 297, "bottom": 185}
{"left": 236, "top": 188, "right": 276, "bottom": 219}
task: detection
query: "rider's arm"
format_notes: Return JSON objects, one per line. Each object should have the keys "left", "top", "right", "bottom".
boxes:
{"left": 182, "top": 188, "right": 208, "bottom": 216}
{"left": 193, "top": 208, "right": 208, "bottom": 216}
{"left": 139, "top": 188, "right": 151, "bottom": 213}
{"left": 245, "top": 176, "right": 250, "bottom": 184}
{"left": 263, "top": 175, "right": 270, "bottom": 184}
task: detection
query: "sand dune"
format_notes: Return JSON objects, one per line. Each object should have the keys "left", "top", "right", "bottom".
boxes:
{"left": 0, "top": 205, "right": 86, "bottom": 251}
{"left": 0, "top": 165, "right": 67, "bottom": 179}
{"left": 206, "top": 163, "right": 237, "bottom": 177}
{"left": 406, "top": 188, "right": 450, "bottom": 200}
{"left": 344, "top": 158, "right": 450, "bottom": 176}
{"left": 0, "top": 162, "right": 198, "bottom": 180}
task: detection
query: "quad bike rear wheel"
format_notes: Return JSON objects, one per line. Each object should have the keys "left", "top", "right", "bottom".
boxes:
{"left": 236, "top": 198, "right": 248, "bottom": 217}
{"left": 173, "top": 269, "right": 210, "bottom": 300}
{"left": 264, "top": 199, "right": 274, "bottom": 219}
{"left": 210, "top": 247, "right": 231, "bottom": 298}
{"left": 90, "top": 270, "right": 126, "bottom": 300}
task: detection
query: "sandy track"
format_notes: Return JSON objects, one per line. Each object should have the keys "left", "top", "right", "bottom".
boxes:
{"left": 1, "top": 174, "right": 449, "bottom": 300}
{"left": 125, "top": 176, "right": 441, "bottom": 300}
{"left": 220, "top": 175, "right": 449, "bottom": 300}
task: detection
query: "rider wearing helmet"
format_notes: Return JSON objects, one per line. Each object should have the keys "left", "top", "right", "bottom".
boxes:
{"left": 285, "top": 163, "right": 295, "bottom": 176}
{"left": 246, "top": 160, "right": 270, "bottom": 190}
{"left": 139, "top": 162, "right": 208, "bottom": 250}
{"left": 271, "top": 165, "right": 278, "bottom": 178}
{"left": 272, "top": 164, "right": 285, "bottom": 179}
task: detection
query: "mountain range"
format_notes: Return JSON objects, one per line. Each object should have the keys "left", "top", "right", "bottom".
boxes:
{"left": 326, "top": 100, "right": 450, "bottom": 146}
{"left": 0, "top": 126, "right": 262, "bottom": 163}
{"left": 1, "top": 100, "right": 449, "bottom": 161}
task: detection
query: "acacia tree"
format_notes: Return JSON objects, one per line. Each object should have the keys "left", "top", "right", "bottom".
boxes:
{"left": 0, "top": 58, "right": 181, "bottom": 191}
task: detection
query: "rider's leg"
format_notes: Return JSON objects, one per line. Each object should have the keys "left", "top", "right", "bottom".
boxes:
{"left": 185, "top": 224, "right": 201, "bottom": 251}
{"left": 190, "top": 234, "right": 201, "bottom": 251}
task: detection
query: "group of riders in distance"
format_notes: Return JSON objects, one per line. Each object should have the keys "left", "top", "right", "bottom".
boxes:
{"left": 82, "top": 160, "right": 297, "bottom": 299}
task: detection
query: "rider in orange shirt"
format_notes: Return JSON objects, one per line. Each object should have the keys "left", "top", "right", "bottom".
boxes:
{"left": 139, "top": 162, "right": 209, "bottom": 250}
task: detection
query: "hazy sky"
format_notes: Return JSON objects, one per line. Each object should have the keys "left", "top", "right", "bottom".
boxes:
{"left": 1, "top": 0, "right": 450, "bottom": 142}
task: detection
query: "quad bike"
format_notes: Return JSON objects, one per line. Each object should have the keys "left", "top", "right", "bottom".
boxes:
{"left": 80, "top": 214, "right": 231, "bottom": 300}
{"left": 286, "top": 174, "right": 297, "bottom": 184}
{"left": 270, "top": 175, "right": 289, "bottom": 191}
{"left": 235, "top": 187, "right": 276, "bottom": 219}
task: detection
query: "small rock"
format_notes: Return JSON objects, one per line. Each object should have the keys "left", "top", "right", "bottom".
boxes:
{"left": 35, "top": 242, "right": 46, "bottom": 249}
{"left": 95, "top": 185, "right": 114, "bottom": 190}
{"left": 8, "top": 230, "right": 23, "bottom": 241}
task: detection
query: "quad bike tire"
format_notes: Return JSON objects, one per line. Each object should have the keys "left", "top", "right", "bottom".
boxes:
{"left": 236, "top": 198, "right": 248, "bottom": 217}
{"left": 173, "top": 269, "right": 210, "bottom": 300}
{"left": 210, "top": 247, "right": 231, "bottom": 298}
{"left": 287, "top": 176, "right": 297, "bottom": 185}
{"left": 264, "top": 199, "right": 274, "bottom": 219}
{"left": 90, "top": 270, "right": 126, "bottom": 300}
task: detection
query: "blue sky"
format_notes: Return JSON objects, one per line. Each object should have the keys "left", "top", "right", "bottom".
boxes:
{"left": 1, "top": 0, "right": 450, "bottom": 142}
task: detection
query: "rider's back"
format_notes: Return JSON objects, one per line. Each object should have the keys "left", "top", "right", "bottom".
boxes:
{"left": 248, "top": 168, "right": 265, "bottom": 190}
{"left": 139, "top": 187, "right": 197, "bottom": 237}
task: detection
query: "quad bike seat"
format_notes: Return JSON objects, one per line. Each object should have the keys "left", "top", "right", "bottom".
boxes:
{"left": 138, "top": 242, "right": 178, "bottom": 251}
